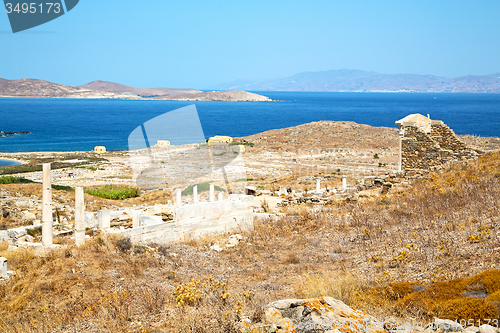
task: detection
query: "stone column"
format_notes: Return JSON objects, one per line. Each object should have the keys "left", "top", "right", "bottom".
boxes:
{"left": 218, "top": 192, "right": 223, "bottom": 201}
{"left": 209, "top": 184, "right": 215, "bottom": 202}
{"left": 342, "top": 177, "right": 347, "bottom": 191}
{"left": 41, "top": 163, "right": 53, "bottom": 246}
{"left": 132, "top": 210, "right": 140, "bottom": 228}
{"left": 316, "top": 179, "right": 320, "bottom": 193}
{"left": 176, "top": 189, "right": 182, "bottom": 206}
{"left": 97, "top": 210, "right": 111, "bottom": 230}
{"left": 0, "top": 257, "right": 7, "bottom": 277}
{"left": 74, "top": 187, "right": 85, "bottom": 246}
{"left": 193, "top": 185, "right": 198, "bottom": 204}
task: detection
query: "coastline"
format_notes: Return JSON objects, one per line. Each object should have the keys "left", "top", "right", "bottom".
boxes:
{"left": 0, "top": 158, "right": 22, "bottom": 167}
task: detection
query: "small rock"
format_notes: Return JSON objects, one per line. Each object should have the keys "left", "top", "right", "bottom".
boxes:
{"left": 478, "top": 325, "right": 497, "bottom": 333}
{"left": 210, "top": 244, "right": 223, "bottom": 252}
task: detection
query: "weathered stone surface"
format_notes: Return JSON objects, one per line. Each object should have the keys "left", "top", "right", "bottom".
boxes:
{"left": 0, "top": 230, "right": 9, "bottom": 241}
{"left": 478, "top": 324, "right": 497, "bottom": 333}
{"left": 426, "top": 318, "right": 463, "bottom": 332}
{"left": 139, "top": 215, "right": 163, "bottom": 226}
{"left": 21, "top": 211, "right": 36, "bottom": 221}
{"left": 396, "top": 114, "right": 481, "bottom": 171}
{"left": 255, "top": 297, "right": 377, "bottom": 333}
{"left": 7, "top": 226, "right": 29, "bottom": 239}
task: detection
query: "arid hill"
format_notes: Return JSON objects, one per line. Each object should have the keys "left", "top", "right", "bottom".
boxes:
{"left": 0, "top": 78, "right": 272, "bottom": 101}
{"left": 0, "top": 78, "right": 138, "bottom": 99}
{"left": 237, "top": 120, "right": 500, "bottom": 152}
{"left": 78, "top": 80, "right": 201, "bottom": 97}
{"left": 151, "top": 90, "right": 272, "bottom": 101}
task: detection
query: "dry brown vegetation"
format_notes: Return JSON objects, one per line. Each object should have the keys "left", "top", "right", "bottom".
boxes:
{"left": 0, "top": 152, "right": 499, "bottom": 332}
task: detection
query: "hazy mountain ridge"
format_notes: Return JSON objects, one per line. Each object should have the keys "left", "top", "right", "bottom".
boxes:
{"left": 213, "top": 69, "right": 500, "bottom": 92}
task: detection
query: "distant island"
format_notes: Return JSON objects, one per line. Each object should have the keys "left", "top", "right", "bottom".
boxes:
{"left": 212, "top": 69, "right": 500, "bottom": 93}
{"left": 0, "top": 78, "right": 272, "bottom": 101}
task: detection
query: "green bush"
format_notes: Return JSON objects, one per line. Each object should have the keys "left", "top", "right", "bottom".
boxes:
{"left": 84, "top": 185, "right": 140, "bottom": 200}
{"left": 26, "top": 226, "right": 42, "bottom": 237}
{"left": 0, "top": 176, "right": 34, "bottom": 184}
{"left": 182, "top": 182, "right": 225, "bottom": 196}
{"left": 52, "top": 184, "right": 73, "bottom": 191}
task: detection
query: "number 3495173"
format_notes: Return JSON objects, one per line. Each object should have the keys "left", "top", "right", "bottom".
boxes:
{"left": 5, "top": 3, "right": 61, "bottom": 14}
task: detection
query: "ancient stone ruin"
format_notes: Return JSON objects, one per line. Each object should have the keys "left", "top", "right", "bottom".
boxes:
{"left": 396, "top": 114, "right": 480, "bottom": 171}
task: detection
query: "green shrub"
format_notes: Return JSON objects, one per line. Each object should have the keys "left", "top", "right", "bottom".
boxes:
{"left": 84, "top": 185, "right": 140, "bottom": 200}
{"left": 52, "top": 184, "right": 73, "bottom": 191}
{"left": 0, "top": 176, "right": 34, "bottom": 184}
{"left": 26, "top": 226, "right": 42, "bottom": 237}
{"left": 181, "top": 182, "right": 225, "bottom": 196}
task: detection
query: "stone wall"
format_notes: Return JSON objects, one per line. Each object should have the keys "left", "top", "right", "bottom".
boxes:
{"left": 400, "top": 119, "right": 480, "bottom": 171}
{"left": 109, "top": 194, "right": 253, "bottom": 244}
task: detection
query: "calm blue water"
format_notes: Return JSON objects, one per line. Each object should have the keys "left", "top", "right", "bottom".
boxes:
{"left": 0, "top": 159, "right": 20, "bottom": 167}
{"left": 0, "top": 92, "right": 499, "bottom": 152}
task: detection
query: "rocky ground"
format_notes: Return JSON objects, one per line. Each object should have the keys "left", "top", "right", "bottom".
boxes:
{"left": 0, "top": 121, "right": 499, "bottom": 332}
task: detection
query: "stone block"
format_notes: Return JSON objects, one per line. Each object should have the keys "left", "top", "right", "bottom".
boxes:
{"left": 97, "top": 210, "right": 111, "bottom": 230}
{"left": 140, "top": 215, "right": 163, "bottom": 226}
{"left": 85, "top": 212, "right": 97, "bottom": 228}
{"left": 0, "top": 257, "right": 7, "bottom": 277}
{"left": 0, "top": 230, "right": 9, "bottom": 241}
{"left": 7, "top": 226, "right": 29, "bottom": 239}
{"left": 21, "top": 211, "right": 37, "bottom": 221}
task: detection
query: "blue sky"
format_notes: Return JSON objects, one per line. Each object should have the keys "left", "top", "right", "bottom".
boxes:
{"left": 1, "top": 0, "right": 499, "bottom": 89}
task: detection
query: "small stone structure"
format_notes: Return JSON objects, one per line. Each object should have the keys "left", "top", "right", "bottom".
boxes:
{"left": 208, "top": 135, "right": 233, "bottom": 143}
{"left": 396, "top": 114, "right": 480, "bottom": 171}
{"left": 156, "top": 140, "right": 171, "bottom": 146}
{"left": 94, "top": 146, "right": 106, "bottom": 154}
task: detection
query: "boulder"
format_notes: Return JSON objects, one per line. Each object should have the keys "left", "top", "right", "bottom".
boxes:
{"left": 257, "top": 297, "right": 378, "bottom": 333}
{"left": 426, "top": 318, "right": 463, "bottom": 332}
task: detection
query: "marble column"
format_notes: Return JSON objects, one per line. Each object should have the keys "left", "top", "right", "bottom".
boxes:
{"left": 74, "top": 187, "right": 85, "bottom": 246}
{"left": 209, "top": 184, "right": 215, "bottom": 202}
{"left": 193, "top": 185, "right": 198, "bottom": 204}
{"left": 42, "top": 163, "right": 53, "bottom": 246}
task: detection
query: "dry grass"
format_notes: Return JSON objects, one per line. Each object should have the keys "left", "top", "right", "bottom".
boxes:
{"left": 0, "top": 152, "right": 499, "bottom": 331}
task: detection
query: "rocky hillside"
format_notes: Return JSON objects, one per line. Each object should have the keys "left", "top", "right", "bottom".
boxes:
{"left": 0, "top": 78, "right": 272, "bottom": 101}
{"left": 78, "top": 80, "right": 201, "bottom": 97}
{"left": 151, "top": 90, "right": 272, "bottom": 101}
{"left": 237, "top": 120, "right": 500, "bottom": 152}
{"left": 0, "top": 78, "right": 138, "bottom": 99}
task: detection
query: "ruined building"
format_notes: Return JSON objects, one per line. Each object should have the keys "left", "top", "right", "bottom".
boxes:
{"left": 396, "top": 114, "right": 481, "bottom": 171}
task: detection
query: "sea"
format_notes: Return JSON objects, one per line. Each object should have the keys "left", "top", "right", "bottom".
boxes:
{"left": 0, "top": 92, "right": 499, "bottom": 153}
